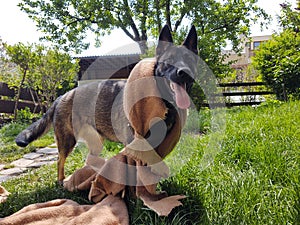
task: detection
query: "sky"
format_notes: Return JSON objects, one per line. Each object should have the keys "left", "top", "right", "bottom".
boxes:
{"left": 0, "top": 0, "right": 296, "bottom": 56}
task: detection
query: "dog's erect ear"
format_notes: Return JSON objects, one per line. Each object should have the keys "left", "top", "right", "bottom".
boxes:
{"left": 183, "top": 25, "right": 198, "bottom": 55}
{"left": 158, "top": 25, "right": 173, "bottom": 43}
{"left": 156, "top": 25, "right": 173, "bottom": 56}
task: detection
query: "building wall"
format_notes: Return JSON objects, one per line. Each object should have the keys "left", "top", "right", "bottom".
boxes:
{"left": 224, "top": 35, "right": 272, "bottom": 67}
{"left": 223, "top": 35, "right": 272, "bottom": 81}
{"left": 77, "top": 54, "right": 141, "bottom": 85}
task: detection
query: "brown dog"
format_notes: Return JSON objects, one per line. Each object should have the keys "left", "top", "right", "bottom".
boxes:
{"left": 15, "top": 25, "right": 198, "bottom": 183}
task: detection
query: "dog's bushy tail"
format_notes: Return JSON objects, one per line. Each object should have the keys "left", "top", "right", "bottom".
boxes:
{"left": 15, "top": 97, "right": 60, "bottom": 147}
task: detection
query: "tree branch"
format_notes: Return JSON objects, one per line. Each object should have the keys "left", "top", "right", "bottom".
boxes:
{"left": 140, "top": 0, "right": 148, "bottom": 41}
{"left": 165, "top": 0, "right": 171, "bottom": 30}
{"left": 154, "top": 0, "right": 162, "bottom": 32}
{"left": 66, "top": 15, "right": 95, "bottom": 27}
{"left": 122, "top": 0, "right": 141, "bottom": 41}
{"left": 173, "top": 0, "right": 188, "bottom": 32}
{"left": 208, "top": 17, "right": 240, "bottom": 33}
{"left": 174, "top": 12, "right": 186, "bottom": 32}
{"left": 117, "top": 15, "right": 136, "bottom": 40}
{"left": 62, "top": 8, "right": 99, "bottom": 28}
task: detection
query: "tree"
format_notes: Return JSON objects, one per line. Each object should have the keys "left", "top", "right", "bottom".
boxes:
{"left": 253, "top": 3, "right": 300, "bottom": 101}
{"left": 0, "top": 38, "right": 18, "bottom": 82}
{"left": 3, "top": 43, "right": 37, "bottom": 119}
{"left": 1, "top": 43, "right": 78, "bottom": 119}
{"left": 19, "top": 0, "right": 269, "bottom": 75}
{"left": 278, "top": 1, "right": 300, "bottom": 33}
{"left": 31, "top": 47, "right": 79, "bottom": 107}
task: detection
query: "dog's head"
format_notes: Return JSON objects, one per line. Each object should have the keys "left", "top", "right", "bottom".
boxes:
{"left": 155, "top": 25, "right": 198, "bottom": 109}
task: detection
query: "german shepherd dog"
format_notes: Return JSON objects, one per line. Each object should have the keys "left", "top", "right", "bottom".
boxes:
{"left": 15, "top": 25, "right": 198, "bottom": 183}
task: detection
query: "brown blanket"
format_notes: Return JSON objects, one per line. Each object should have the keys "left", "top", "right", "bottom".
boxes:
{"left": 64, "top": 153, "right": 185, "bottom": 216}
{"left": 0, "top": 195, "right": 128, "bottom": 225}
{"left": 0, "top": 185, "right": 10, "bottom": 204}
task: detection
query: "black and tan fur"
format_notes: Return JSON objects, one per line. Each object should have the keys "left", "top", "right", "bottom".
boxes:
{"left": 15, "top": 25, "right": 198, "bottom": 182}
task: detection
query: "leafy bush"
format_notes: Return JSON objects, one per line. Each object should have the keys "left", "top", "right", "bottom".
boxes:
{"left": 190, "top": 82, "right": 206, "bottom": 111}
{"left": 15, "top": 107, "right": 41, "bottom": 124}
{"left": 253, "top": 29, "right": 300, "bottom": 100}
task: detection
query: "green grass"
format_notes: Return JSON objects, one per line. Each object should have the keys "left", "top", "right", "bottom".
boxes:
{"left": 164, "top": 101, "right": 300, "bottom": 224}
{"left": 0, "top": 101, "right": 300, "bottom": 224}
{"left": 0, "top": 122, "right": 54, "bottom": 164}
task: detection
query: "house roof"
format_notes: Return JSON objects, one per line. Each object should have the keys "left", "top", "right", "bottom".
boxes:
{"left": 77, "top": 54, "right": 141, "bottom": 80}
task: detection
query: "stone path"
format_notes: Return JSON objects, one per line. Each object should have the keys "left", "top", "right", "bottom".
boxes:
{"left": 0, "top": 143, "right": 58, "bottom": 183}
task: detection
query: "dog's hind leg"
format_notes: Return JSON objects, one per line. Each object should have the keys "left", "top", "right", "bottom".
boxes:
{"left": 56, "top": 133, "right": 76, "bottom": 184}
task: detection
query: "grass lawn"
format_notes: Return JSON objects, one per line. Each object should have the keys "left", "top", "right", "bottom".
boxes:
{"left": 0, "top": 101, "right": 300, "bottom": 224}
{"left": 0, "top": 122, "right": 55, "bottom": 165}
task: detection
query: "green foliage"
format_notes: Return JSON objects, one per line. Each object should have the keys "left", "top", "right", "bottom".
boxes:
{"left": 15, "top": 107, "right": 40, "bottom": 124}
{"left": 253, "top": 30, "right": 300, "bottom": 100}
{"left": 278, "top": 2, "right": 300, "bottom": 33}
{"left": 1, "top": 42, "right": 36, "bottom": 86}
{"left": 183, "top": 108, "right": 212, "bottom": 134}
{"left": 0, "top": 122, "right": 32, "bottom": 164}
{"left": 253, "top": 3, "right": 300, "bottom": 101}
{"left": 101, "top": 140, "right": 124, "bottom": 158}
{"left": 0, "top": 122, "right": 28, "bottom": 144}
{"left": 30, "top": 47, "right": 79, "bottom": 107}
{"left": 18, "top": 0, "right": 269, "bottom": 76}
{"left": 0, "top": 163, "right": 90, "bottom": 217}
{"left": 1, "top": 43, "right": 79, "bottom": 109}
{"left": 164, "top": 101, "right": 300, "bottom": 224}
{"left": 190, "top": 82, "right": 206, "bottom": 111}
{"left": 30, "top": 130, "right": 55, "bottom": 148}
{"left": 189, "top": 0, "right": 269, "bottom": 76}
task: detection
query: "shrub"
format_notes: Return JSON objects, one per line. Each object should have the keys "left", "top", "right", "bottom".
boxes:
{"left": 253, "top": 30, "right": 300, "bottom": 100}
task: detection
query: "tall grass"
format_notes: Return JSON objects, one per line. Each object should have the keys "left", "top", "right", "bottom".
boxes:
{"left": 161, "top": 101, "right": 300, "bottom": 224}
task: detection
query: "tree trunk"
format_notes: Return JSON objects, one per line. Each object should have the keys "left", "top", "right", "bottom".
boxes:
{"left": 137, "top": 41, "right": 148, "bottom": 55}
{"left": 13, "top": 69, "right": 27, "bottom": 120}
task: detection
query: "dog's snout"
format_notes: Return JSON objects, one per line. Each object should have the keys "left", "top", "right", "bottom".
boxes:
{"left": 177, "top": 68, "right": 191, "bottom": 78}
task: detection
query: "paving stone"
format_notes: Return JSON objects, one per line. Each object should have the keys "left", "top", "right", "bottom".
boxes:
{"left": 36, "top": 147, "right": 58, "bottom": 155}
{"left": 0, "top": 168, "right": 26, "bottom": 176}
{"left": 11, "top": 158, "right": 34, "bottom": 168}
{"left": 23, "top": 152, "right": 43, "bottom": 160}
{"left": 28, "top": 161, "right": 50, "bottom": 168}
{"left": 37, "top": 155, "right": 58, "bottom": 162}
{"left": 0, "top": 175, "right": 11, "bottom": 183}
{"left": 0, "top": 144, "right": 60, "bottom": 181}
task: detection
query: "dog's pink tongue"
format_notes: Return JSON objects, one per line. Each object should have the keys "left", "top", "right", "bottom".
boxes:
{"left": 172, "top": 82, "right": 190, "bottom": 109}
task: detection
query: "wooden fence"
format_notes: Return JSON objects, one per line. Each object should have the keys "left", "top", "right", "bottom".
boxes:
{"left": 0, "top": 82, "right": 43, "bottom": 115}
{"left": 202, "top": 82, "right": 274, "bottom": 108}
